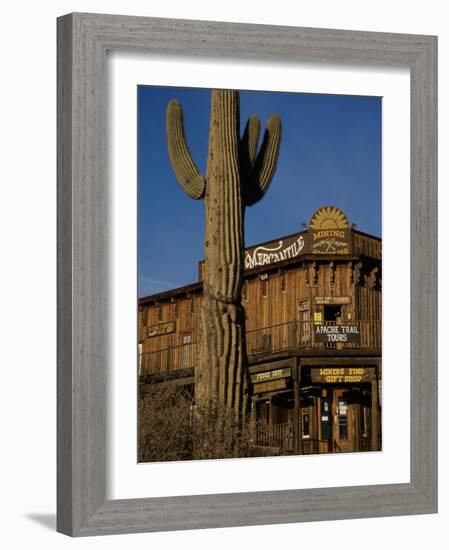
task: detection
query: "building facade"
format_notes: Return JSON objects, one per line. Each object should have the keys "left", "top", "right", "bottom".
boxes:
{"left": 138, "top": 206, "right": 382, "bottom": 455}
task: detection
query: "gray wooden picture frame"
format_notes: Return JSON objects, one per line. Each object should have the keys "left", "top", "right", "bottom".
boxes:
{"left": 57, "top": 12, "right": 438, "bottom": 537}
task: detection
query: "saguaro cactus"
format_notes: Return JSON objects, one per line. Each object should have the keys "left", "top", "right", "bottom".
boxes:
{"left": 166, "top": 90, "right": 281, "bottom": 432}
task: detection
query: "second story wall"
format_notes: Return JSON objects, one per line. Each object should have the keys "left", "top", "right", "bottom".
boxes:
{"left": 138, "top": 255, "right": 381, "bottom": 376}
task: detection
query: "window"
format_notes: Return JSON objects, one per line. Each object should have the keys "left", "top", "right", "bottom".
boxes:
{"left": 280, "top": 271, "right": 287, "bottom": 293}
{"left": 260, "top": 273, "right": 268, "bottom": 297}
{"left": 299, "top": 300, "right": 310, "bottom": 345}
{"left": 302, "top": 409, "right": 310, "bottom": 439}
{"left": 138, "top": 343, "right": 143, "bottom": 375}
{"left": 320, "top": 398, "right": 330, "bottom": 440}
{"left": 337, "top": 398, "right": 348, "bottom": 439}
{"left": 361, "top": 405, "right": 370, "bottom": 438}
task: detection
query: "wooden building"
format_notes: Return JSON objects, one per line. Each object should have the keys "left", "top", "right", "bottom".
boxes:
{"left": 138, "top": 206, "right": 382, "bottom": 455}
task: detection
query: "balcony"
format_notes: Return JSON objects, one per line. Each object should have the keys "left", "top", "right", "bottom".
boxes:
{"left": 246, "top": 320, "right": 381, "bottom": 357}
{"left": 139, "top": 320, "right": 381, "bottom": 376}
{"left": 139, "top": 341, "right": 198, "bottom": 376}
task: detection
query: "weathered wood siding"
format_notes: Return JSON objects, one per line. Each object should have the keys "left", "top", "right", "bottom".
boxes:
{"left": 138, "top": 238, "right": 381, "bottom": 376}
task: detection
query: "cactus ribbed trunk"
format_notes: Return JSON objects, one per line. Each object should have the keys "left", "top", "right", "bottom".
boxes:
{"left": 165, "top": 88, "right": 281, "bottom": 451}
{"left": 198, "top": 91, "right": 247, "bottom": 418}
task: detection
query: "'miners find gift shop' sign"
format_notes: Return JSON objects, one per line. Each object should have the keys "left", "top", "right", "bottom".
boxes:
{"left": 311, "top": 367, "right": 375, "bottom": 384}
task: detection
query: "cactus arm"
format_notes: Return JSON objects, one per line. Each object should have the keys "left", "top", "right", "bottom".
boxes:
{"left": 239, "top": 116, "right": 260, "bottom": 180}
{"left": 166, "top": 100, "right": 206, "bottom": 199}
{"left": 241, "top": 116, "right": 260, "bottom": 165}
{"left": 244, "top": 115, "right": 281, "bottom": 206}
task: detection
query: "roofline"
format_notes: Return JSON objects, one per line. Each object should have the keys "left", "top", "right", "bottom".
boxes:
{"left": 352, "top": 227, "right": 382, "bottom": 242}
{"left": 245, "top": 228, "right": 308, "bottom": 250}
{"left": 138, "top": 251, "right": 381, "bottom": 305}
{"left": 138, "top": 281, "right": 202, "bottom": 306}
{"left": 196, "top": 227, "right": 381, "bottom": 268}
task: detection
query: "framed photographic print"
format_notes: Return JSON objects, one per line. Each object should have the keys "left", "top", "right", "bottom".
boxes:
{"left": 136, "top": 86, "right": 382, "bottom": 463}
{"left": 57, "top": 13, "right": 437, "bottom": 536}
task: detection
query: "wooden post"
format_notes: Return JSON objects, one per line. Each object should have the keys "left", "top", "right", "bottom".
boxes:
{"left": 293, "top": 362, "right": 300, "bottom": 454}
{"left": 290, "top": 320, "right": 298, "bottom": 350}
{"left": 336, "top": 314, "right": 343, "bottom": 350}
{"left": 371, "top": 377, "right": 380, "bottom": 451}
{"left": 250, "top": 397, "right": 257, "bottom": 446}
{"left": 316, "top": 396, "right": 320, "bottom": 454}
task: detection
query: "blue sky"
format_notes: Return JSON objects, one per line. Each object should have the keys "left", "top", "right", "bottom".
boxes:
{"left": 138, "top": 86, "right": 381, "bottom": 298}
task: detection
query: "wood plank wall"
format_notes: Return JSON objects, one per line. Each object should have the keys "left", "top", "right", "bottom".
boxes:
{"left": 138, "top": 230, "right": 381, "bottom": 375}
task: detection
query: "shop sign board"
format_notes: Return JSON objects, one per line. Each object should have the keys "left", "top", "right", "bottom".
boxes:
{"left": 311, "top": 367, "right": 375, "bottom": 384}
{"left": 148, "top": 321, "right": 176, "bottom": 337}
{"left": 314, "top": 323, "right": 360, "bottom": 343}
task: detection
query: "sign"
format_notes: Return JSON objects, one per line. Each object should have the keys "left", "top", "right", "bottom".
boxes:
{"left": 244, "top": 234, "right": 305, "bottom": 269}
{"left": 250, "top": 368, "right": 291, "bottom": 384}
{"left": 311, "top": 367, "right": 375, "bottom": 384}
{"left": 148, "top": 321, "right": 176, "bottom": 338}
{"left": 314, "top": 324, "right": 360, "bottom": 343}
{"left": 199, "top": 207, "right": 354, "bottom": 279}
{"left": 253, "top": 379, "right": 287, "bottom": 394}
{"left": 310, "top": 228, "right": 351, "bottom": 255}
{"left": 315, "top": 296, "right": 351, "bottom": 305}
{"left": 314, "top": 312, "right": 322, "bottom": 323}
{"left": 309, "top": 206, "right": 352, "bottom": 255}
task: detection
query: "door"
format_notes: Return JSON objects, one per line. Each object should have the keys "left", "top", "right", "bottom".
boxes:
{"left": 332, "top": 388, "right": 354, "bottom": 452}
{"left": 324, "top": 304, "right": 341, "bottom": 322}
{"left": 318, "top": 394, "right": 332, "bottom": 453}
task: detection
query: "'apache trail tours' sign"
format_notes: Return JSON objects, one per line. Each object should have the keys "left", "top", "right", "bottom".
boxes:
{"left": 314, "top": 324, "right": 360, "bottom": 343}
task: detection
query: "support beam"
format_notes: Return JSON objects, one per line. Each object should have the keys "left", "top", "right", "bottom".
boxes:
{"left": 293, "top": 362, "right": 300, "bottom": 454}
{"left": 371, "top": 378, "right": 380, "bottom": 451}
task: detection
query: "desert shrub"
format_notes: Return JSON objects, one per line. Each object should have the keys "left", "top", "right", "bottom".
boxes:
{"left": 138, "top": 382, "right": 194, "bottom": 462}
{"left": 138, "top": 382, "right": 252, "bottom": 462}
{"left": 191, "top": 403, "right": 252, "bottom": 460}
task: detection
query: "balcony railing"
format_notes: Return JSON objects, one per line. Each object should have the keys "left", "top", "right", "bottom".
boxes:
{"left": 139, "top": 341, "right": 198, "bottom": 376}
{"left": 246, "top": 320, "right": 381, "bottom": 356}
{"left": 139, "top": 320, "right": 381, "bottom": 376}
{"left": 254, "top": 425, "right": 331, "bottom": 453}
{"left": 255, "top": 422, "right": 294, "bottom": 451}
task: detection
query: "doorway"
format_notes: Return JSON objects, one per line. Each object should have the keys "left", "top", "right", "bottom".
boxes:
{"left": 316, "top": 386, "right": 373, "bottom": 453}
{"left": 324, "top": 304, "right": 341, "bottom": 322}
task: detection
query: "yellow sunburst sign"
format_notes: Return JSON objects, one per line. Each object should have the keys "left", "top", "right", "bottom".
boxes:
{"left": 309, "top": 206, "right": 351, "bottom": 254}
{"left": 309, "top": 206, "right": 349, "bottom": 230}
